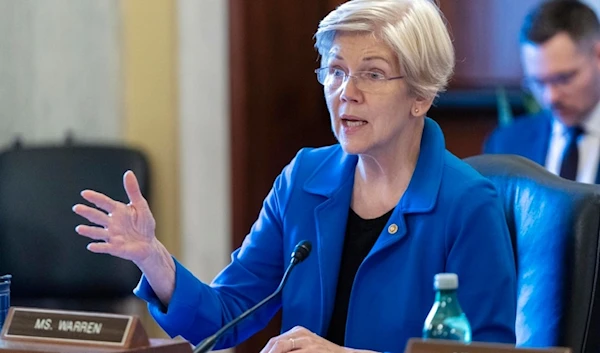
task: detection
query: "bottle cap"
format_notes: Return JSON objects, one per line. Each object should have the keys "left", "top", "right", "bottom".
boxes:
{"left": 434, "top": 273, "right": 458, "bottom": 290}
{"left": 0, "top": 275, "right": 11, "bottom": 292}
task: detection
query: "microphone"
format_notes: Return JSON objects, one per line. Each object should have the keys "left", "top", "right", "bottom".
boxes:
{"left": 192, "top": 240, "right": 312, "bottom": 353}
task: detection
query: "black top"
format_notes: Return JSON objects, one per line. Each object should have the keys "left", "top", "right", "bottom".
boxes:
{"left": 325, "top": 207, "right": 395, "bottom": 346}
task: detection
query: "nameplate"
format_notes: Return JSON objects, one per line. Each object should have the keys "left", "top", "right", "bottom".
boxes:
{"left": 0, "top": 307, "right": 139, "bottom": 347}
{"left": 404, "top": 338, "right": 572, "bottom": 353}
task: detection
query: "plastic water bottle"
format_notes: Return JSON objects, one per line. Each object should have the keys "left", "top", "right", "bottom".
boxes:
{"left": 0, "top": 274, "right": 11, "bottom": 331}
{"left": 422, "top": 273, "right": 472, "bottom": 343}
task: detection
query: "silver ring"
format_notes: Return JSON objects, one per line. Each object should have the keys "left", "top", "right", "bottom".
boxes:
{"left": 289, "top": 337, "right": 296, "bottom": 350}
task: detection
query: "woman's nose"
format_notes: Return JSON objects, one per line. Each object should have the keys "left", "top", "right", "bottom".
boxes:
{"left": 340, "top": 76, "right": 362, "bottom": 103}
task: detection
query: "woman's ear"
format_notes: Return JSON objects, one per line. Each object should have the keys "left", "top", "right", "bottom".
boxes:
{"left": 411, "top": 96, "right": 434, "bottom": 117}
{"left": 593, "top": 41, "right": 600, "bottom": 70}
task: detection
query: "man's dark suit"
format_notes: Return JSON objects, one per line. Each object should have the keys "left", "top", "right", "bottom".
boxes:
{"left": 484, "top": 111, "right": 600, "bottom": 184}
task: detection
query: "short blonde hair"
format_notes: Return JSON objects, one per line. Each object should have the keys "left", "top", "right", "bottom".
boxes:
{"left": 315, "top": 0, "right": 454, "bottom": 100}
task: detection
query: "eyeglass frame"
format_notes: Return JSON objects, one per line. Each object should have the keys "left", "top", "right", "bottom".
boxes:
{"left": 522, "top": 68, "right": 581, "bottom": 94}
{"left": 314, "top": 67, "right": 405, "bottom": 93}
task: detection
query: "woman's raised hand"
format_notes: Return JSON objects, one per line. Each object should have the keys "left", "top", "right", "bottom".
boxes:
{"left": 73, "top": 170, "right": 158, "bottom": 267}
{"left": 73, "top": 170, "right": 176, "bottom": 304}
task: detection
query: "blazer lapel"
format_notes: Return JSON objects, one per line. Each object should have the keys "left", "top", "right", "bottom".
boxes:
{"left": 370, "top": 118, "right": 444, "bottom": 255}
{"left": 313, "top": 180, "right": 353, "bottom": 335}
{"left": 303, "top": 150, "right": 357, "bottom": 335}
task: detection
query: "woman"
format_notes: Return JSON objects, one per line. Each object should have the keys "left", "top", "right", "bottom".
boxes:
{"left": 73, "top": 0, "right": 517, "bottom": 352}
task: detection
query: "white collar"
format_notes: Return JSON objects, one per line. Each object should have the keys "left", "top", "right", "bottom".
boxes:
{"left": 551, "top": 100, "right": 600, "bottom": 137}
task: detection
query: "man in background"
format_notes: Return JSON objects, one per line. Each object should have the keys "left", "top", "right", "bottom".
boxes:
{"left": 484, "top": 0, "right": 600, "bottom": 183}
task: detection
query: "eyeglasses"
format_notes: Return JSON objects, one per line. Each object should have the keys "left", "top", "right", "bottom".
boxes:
{"left": 315, "top": 67, "right": 404, "bottom": 93}
{"left": 522, "top": 69, "right": 580, "bottom": 94}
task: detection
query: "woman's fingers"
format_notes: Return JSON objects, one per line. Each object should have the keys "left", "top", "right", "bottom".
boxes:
{"left": 72, "top": 204, "right": 111, "bottom": 227}
{"left": 86, "top": 242, "right": 114, "bottom": 254}
{"left": 75, "top": 225, "right": 108, "bottom": 241}
{"left": 80, "top": 190, "right": 118, "bottom": 213}
{"left": 123, "top": 171, "right": 146, "bottom": 206}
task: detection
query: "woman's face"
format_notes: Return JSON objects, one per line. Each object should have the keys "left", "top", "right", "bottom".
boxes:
{"left": 323, "top": 32, "right": 421, "bottom": 156}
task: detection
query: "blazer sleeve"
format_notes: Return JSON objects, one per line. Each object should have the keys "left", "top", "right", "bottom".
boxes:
{"left": 134, "top": 151, "right": 303, "bottom": 349}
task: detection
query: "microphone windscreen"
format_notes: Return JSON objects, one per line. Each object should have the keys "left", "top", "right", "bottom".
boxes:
{"left": 291, "top": 240, "right": 312, "bottom": 263}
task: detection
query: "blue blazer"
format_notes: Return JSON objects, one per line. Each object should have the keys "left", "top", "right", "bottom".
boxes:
{"left": 484, "top": 112, "right": 600, "bottom": 183}
{"left": 136, "top": 118, "right": 517, "bottom": 352}
{"left": 484, "top": 112, "right": 551, "bottom": 166}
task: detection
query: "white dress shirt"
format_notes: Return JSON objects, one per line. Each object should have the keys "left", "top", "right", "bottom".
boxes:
{"left": 545, "top": 101, "right": 600, "bottom": 184}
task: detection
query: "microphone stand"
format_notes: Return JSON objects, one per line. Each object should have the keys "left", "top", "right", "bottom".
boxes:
{"left": 192, "top": 256, "right": 302, "bottom": 353}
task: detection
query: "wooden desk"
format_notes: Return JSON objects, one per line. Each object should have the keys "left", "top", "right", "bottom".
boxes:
{"left": 0, "top": 338, "right": 192, "bottom": 353}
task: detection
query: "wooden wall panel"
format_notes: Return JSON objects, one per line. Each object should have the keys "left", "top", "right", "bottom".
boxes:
{"left": 439, "top": 0, "right": 544, "bottom": 88}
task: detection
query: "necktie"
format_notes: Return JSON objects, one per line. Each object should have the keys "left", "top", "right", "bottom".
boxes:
{"left": 559, "top": 125, "right": 584, "bottom": 181}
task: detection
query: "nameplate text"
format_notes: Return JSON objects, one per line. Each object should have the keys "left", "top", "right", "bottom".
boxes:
{"left": 2, "top": 307, "right": 133, "bottom": 346}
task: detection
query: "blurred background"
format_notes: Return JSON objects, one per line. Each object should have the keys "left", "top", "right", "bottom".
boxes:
{"left": 1, "top": 0, "right": 599, "bottom": 352}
